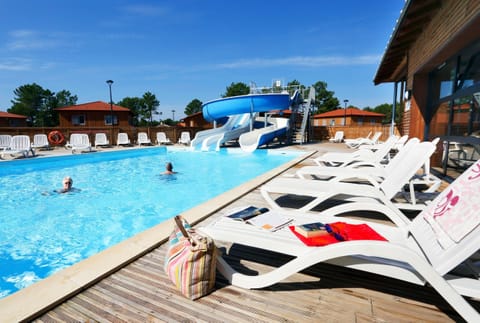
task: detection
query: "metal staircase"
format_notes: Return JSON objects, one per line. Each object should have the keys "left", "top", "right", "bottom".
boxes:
{"left": 288, "top": 87, "right": 315, "bottom": 144}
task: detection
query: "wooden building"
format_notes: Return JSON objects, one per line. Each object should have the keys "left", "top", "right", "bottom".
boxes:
{"left": 181, "top": 111, "right": 212, "bottom": 128}
{"left": 0, "top": 111, "right": 28, "bottom": 127}
{"left": 374, "top": 0, "right": 480, "bottom": 165}
{"left": 55, "top": 101, "right": 132, "bottom": 128}
{"left": 312, "top": 107, "right": 384, "bottom": 127}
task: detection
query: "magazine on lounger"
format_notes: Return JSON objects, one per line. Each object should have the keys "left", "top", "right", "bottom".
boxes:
{"left": 225, "top": 206, "right": 292, "bottom": 231}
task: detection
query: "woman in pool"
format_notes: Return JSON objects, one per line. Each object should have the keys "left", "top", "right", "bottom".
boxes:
{"left": 162, "top": 162, "right": 177, "bottom": 175}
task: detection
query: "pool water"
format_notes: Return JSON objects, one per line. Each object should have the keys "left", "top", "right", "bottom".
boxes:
{"left": 0, "top": 147, "right": 299, "bottom": 298}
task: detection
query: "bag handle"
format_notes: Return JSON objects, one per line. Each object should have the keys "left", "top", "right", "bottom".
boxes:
{"left": 174, "top": 215, "right": 190, "bottom": 238}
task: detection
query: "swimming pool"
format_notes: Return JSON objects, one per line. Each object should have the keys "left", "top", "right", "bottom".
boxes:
{"left": 0, "top": 147, "right": 300, "bottom": 298}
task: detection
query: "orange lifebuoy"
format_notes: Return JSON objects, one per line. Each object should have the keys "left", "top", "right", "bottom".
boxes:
{"left": 48, "top": 130, "right": 65, "bottom": 145}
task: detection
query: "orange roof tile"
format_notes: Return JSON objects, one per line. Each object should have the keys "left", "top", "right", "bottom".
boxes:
{"left": 0, "top": 111, "right": 28, "bottom": 119}
{"left": 313, "top": 107, "right": 384, "bottom": 118}
{"left": 55, "top": 101, "right": 131, "bottom": 112}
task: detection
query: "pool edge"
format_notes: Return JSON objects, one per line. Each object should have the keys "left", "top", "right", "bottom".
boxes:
{"left": 0, "top": 149, "right": 316, "bottom": 322}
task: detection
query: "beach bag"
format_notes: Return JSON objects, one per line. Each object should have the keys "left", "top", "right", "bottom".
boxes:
{"left": 164, "top": 215, "right": 217, "bottom": 300}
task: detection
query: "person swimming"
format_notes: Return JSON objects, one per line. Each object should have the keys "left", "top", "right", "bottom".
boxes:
{"left": 61, "top": 176, "right": 73, "bottom": 192}
{"left": 162, "top": 162, "right": 177, "bottom": 175}
{"left": 52, "top": 176, "right": 80, "bottom": 194}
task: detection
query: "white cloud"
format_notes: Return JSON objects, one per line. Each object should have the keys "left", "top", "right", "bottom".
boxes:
{"left": 0, "top": 58, "right": 32, "bottom": 71}
{"left": 122, "top": 4, "right": 169, "bottom": 17}
{"left": 6, "top": 29, "right": 67, "bottom": 51}
{"left": 216, "top": 55, "right": 381, "bottom": 69}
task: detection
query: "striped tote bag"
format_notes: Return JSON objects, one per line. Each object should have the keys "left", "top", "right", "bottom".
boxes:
{"left": 164, "top": 215, "right": 217, "bottom": 300}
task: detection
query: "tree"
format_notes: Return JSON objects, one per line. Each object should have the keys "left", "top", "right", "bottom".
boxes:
{"left": 162, "top": 118, "right": 176, "bottom": 126}
{"left": 8, "top": 83, "right": 77, "bottom": 126}
{"left": 9, "top": 83, "right": 45, "bottom": 125}
{"left": 117, "top": 92, "right": 159, "bottom": 126}
{"left": 311, "top": 81, "right": 339, "bottom": 114}
{"left": 287, "top": 80, "right": 304, "bottom": 96}
{"left": 184, "top": 98, "right": 203, "bottom": 116}
{"left": 117, "top": 97, "right": 144, "bottom": 126}
{"left": 43, "top": 90, "right": 77, "bottom": 126}
{"left": 372, "top": 102, "right": 403, "bottom": 125}
{"left": 223, "top": 82, "right": 250, "bottom": 97}
{"left": 142, "top": 91, "right": 160, "bottom": 126}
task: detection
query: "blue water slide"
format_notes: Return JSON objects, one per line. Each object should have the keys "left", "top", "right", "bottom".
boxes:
{"left": 202, "top": 93, "right": 292, "bottom": 122}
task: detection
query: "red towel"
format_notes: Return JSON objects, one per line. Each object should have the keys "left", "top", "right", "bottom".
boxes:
{"left": 289, "top": 222, "right": 387, "bottom": 246}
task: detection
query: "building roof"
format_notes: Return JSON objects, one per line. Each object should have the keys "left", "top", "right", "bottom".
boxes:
{"left": 374, "top": 0, "right": 441, "bottom": 84}
{"left": 55, "top": 101, "right": 131, "bottom": 112}
{"left": 313, "top": 108, "right": 385, "bottom": 119}
{"left": 0, "top": 111, "right": 28, "bottom": 119}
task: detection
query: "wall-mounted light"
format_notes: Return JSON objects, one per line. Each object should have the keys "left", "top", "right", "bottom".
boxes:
{"left": 404, "top": 89, "right": 412, "bottom": 101}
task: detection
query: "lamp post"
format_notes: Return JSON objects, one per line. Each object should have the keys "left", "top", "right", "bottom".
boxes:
{"left": 343, "top": 99, "right": 349, "bottom": 126}
{"left": 106, "top": 80, "right": 114, "bottom": 144}
{"left": 172, "top": 109, "right": 176, "bottom": 121}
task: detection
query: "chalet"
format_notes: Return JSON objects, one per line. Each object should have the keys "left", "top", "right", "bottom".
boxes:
{"left": 55, "top": 101, "right": 132, "bottom": 128}
{"left": 313, "top": 108, "right": 384, "bottom": 127}
{"left": 374, "top": 0, "right": 480, "bottom": 166}
{"left": 0, "top": 111, "right": 28, "bottom": 127}
{"left": 181, "top": 111, "right": 212, "bottom": 128}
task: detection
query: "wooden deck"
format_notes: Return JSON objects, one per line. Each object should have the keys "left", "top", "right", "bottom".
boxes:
{"left": 27, "top": 143, "right": 478, "bottom": 322}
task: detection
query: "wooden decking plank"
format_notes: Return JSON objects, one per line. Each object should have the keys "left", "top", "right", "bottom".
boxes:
{"left": 96, "top": 278, "right": 203, "bottom": 322}
{"left": 115, "top": 267, "right": 267, "bottom": 323}
{"left": 78, "top": 288, "right": 149, "bottom": 322}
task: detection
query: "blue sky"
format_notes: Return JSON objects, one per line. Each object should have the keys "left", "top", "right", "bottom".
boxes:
{"left": 0, "top": 0, "right": 405, "bottom": 120}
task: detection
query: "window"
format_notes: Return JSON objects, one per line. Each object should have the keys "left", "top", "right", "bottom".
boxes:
{"left": 104, "top": 114, "right": 118, "bottom": 125}
{"left": 71, "top": 114, "right": 86, "bottom": 126}
{"left": 329, "top": 119, "right": 335, "bottom": 126}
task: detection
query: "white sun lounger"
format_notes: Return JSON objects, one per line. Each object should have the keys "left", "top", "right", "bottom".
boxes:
{"left": 178, "top": 131, "right": 191, "bottom": 145}
{"left": 328, "top": 131, "right": 344, "bottom": 143}
{"left": 31, "top": 134, "right": 50, "bottom": 153}
{"left": 0, "top": 135, "right": 12, "bottom": 149}
{"left": 94, "top": 133, "right": 110, "bottom": 148}
{"left": 137, "top": 132, "right": 152, "bottom": 146}
{"left": 117, "top": 133, "right": 131, "bottom": 146}
{"left": 30, "top": 134, "right": 50, "bottom": 156}
{"left": 1, "top": 135, "right": 32, "bottom": 159}
{"left": 261, "top": 139, "right": 439, "bottom": 215}
{"left": 156, "top": 132, "right": 172, "bottom": 145}
{"left": 65, "top": 134, "right": 92, "bottom": 154}
{"left": 312, "top": 134, "right": 399, "bottom": 168}
{"left": 199, "top": 159, "right": 480, "bottom": 322}
{"left": 297, "top": 138, "right": 442, "bottom": 207}
{"left": 344, "top": 131, "right": 382, "bottom": 149}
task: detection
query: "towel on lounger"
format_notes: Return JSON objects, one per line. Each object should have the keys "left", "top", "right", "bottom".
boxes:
{"left": 289, "top": 221, "right": 387, "bottom": 247}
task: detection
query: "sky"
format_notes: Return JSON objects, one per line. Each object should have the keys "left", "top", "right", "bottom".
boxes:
{"left": 0, "top": 0, "right": 406, "bottom": 120}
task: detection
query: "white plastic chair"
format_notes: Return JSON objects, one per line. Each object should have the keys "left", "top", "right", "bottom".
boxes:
{"left": 328, "top": 131, "right": 344, "bottom": 143}
{"left": 1, "top": 135, "right": 32, "bottom": 159}
{"left": 66, "top": 134, "right": 92, "bottom": 154}
{"left": 94, "top": 133, "right": 110, "bottom": 148}
{"left": 156, "top": 132, "right": 172, "bottom": 145}
{"left": 178, "top": 131, "right": 191, "bottom": 145}
{"left": 31, "top": 134, "right": 50, "bottom": 151}
{"left": 137, "top": 132, "right": 152, "bottom": 146}
{"left": 117, "top": 133, "right": 131, "bottom": 146}
{"left": 0, "top": 135, "right": 12, "bottom": 149}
